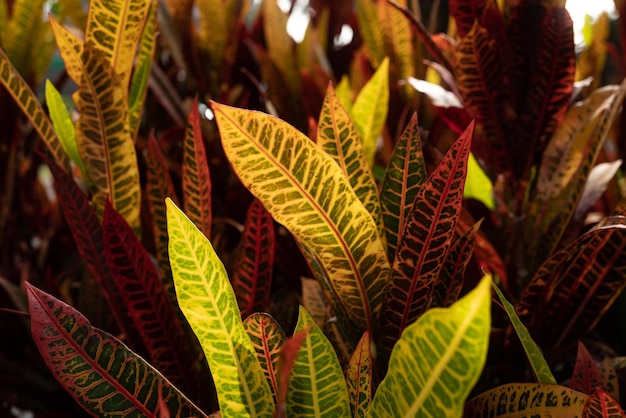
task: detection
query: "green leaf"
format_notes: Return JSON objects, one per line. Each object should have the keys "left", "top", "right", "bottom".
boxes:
{"left": 212, "top": 101, "right": 390, "bottom": 334}
{"left": 350, "top": 57, "right": 389, "bottom": 166}
{"left": 464, "top": 383, "right": 587, "bottom": 417}
{"left": 45, "top": 80, "right": 87, "bottom": 181}
{"left": 492, "top": 282, "right": 556, "bottom": 384}
{"left": 465, "top": 152, "right": 494, "bottom": 210}
{"left": 3, "top": 0, "right": 47, "bottom": 75}
{"left": 243, "top": 313, "right": 286, "bottom": 404}
{"left": 347, "top": 332, "right": 372, "bottom": 418}
{"left": 166, "top": 198, "right": 274, "bottom": 418}
{"left": 286, "top": 306, "right": 351, "bottom": 417}
{"left": 368, "top": 275, "right": 491, "bottom": 417}
{"left": 317, "top": 83, "right": 386, "bottom": 246}
{"left": 25, "top": 282, "right": 206, "bottom": 417}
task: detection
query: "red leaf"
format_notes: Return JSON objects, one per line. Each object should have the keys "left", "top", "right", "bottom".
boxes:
{"left": 275, "top": 327, "right": 310, "bottom": 418}
{"left": 25, "top": 282, "right": 206, "bottom": 417}
{"left": 570, "top": 341, "right": 605, "bottom": 395}
{"left": 582, "top": 389, "right": 626, "bottom": 417}
{"left": 42, "top": 153, "right": 147, "bottom": 354}
{"left": 449, "top": 0, "right": 488, "bottom": 38}
{"left": 102, "top": 201, "right": 209, "bottom": 402}
{"left": 378, "top": 121, "right": 473, "bottom": 358}
{"left": 182, "top": 96, "right": 212, "bottom": 238}
{"left": 232, "top": 199, "right": 275, "bottom": 317}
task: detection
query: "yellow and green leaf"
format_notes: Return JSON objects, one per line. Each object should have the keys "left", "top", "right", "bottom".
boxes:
{"left": 355, "top": 0, "right": 385, "bottom": 67}
{"left": 317, "top": 84, "right": 386, "bottom": 245}
{"left": 263, "top": 0, "right": 299, "bottom": 94}
{"left": 350, "top": 57, "right": 389, "bottom": 166}
{"left": 347, "top": 332, "right": 372, "bottom": 418}
{"left": 286, "top": 306, "right": 351, "bottom": 417}
{"left": 368, "top": 275, "right": 491, "bottom": 417}
{"left": 3, "top": 0, "right": 47, "bottom": 76}
{"left": 166, "top": 199, "right": 274, "bottom": 417}
{"left": 212, "top": 101, "right": 390, "bottom": 334}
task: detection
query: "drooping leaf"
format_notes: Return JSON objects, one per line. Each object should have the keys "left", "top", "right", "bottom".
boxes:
{"left": 347, "top": 332, "right": 372, "bottom": 418}
{"left": 166, "top": 198, "right": 275, "bottom": 417}
{"left": 84, "top": 0, "right": 152, "bottom": 88}
{"left": 350, "top": 57, "right": 389, "bottom": 166}
{"left": 43, "top": 153, "right": 146, "bottom": 354}
{"left": 379, "top": 121, "right": 473, "bottom": 357}
{"left": 243, "top": 313, "right": 285, "bottom": 404}
{"left": 317, "top": 83, "right": 385, "bottom": 245}
{"left": 464, "top": 383, "right": 588, "bottom": 417}
{"left": 0, "top": 47, "right": 70, "bottom": 172}
{"left": 492, "top": 282, "right": 556, "bottom": 384}
{"left": 516, "top": 217, "right": 626, "bottom": 351}
{"left": 103, "top": 202, "right": 208, "bottom": 401}
{"left": 449, "top": 0, "right": 488, "bottom": 38}
{"left": 582, "top": 389, "right": 626, "bottom": 418}
{"left": 285, "top": 306, "right": 351, "bottom": 417}
{"left": 574, "top": 160, "right": 623, "bottom": 224}
{"left": 25, "top": 282, "right": 207, "bottom": 417}
{"left": 182, "top": 97, "right": 212, "bottom": 239}
{"left": 368, "top": 275, "right": 491, "bottom": 417}
{"left": 571, "top": 341, "right": 605, "bottom": 395}
{"left": 212, "top": 101, "right": 390, "bottom": 334}
{"left": 380, "top": 113, "right": 427, "bottom": 262}
{"left": 232, "top": 199, "right": 275, "bottom": 317}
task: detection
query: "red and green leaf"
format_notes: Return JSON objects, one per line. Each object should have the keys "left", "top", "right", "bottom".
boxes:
{"left": 378, "top": 122, "right": 473, "bottom": 358}
{"left": 571, "top": 341, "right": 605, "bottom": 395}
{"left": 346, "top": 332, "right": 372, "bottom": 418}
{"left": 232, "top": 199, "right": 275, "bottom": 317}
{"left": 25, "top": 282, "right": 206, "bottom": 418}
{"left": 182, "top": 97, "right": 212, "bottom": 239}
{"left": 276, "top": 327, "right": 309, "bottom": 418}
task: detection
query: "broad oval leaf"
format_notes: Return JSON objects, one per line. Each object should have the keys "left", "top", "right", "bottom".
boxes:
{"left": 25, "top": 282, "right": 206, "bottom": 417}
{"left": 367, "top": 275, "right": 491, "bottom": 418}
{"left": 212, "top": 101, "right": 390, "bottom": 334}
{"left": 347, "top": 332, "right": 372, "bottom": 418}
{"left": 286, "top": 306, "right": 351, "bottom": 418}
{"left": 166, "top": 199, "right": 275, "bottom": 417}
{"left": 464, "top": 383, "right": 588, "bottom": 417}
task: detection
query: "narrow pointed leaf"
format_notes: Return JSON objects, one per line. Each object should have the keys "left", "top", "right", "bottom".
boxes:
{"left": 492, "top": 282, "right": 556, "bottom": 384}
{"left": 212, "top": 101, "right": 390, "bottom": 334}
{"left": 276, "top": 327, "right": 309, "bottom": 418}
{"left": 449, "top": 0, "right": 488, "bottom": 38}
{"left": 232, "top": 199, "right": 275, "bottom": 317}
{"left": 378, "top": 0, "right": 414, "bottom": 98}
{"left": 300, "top": 277, "right": 328, "bottom": 328}
{"left": 182, "top": 97, "right": 212, "bottom": 238}
{"left": 49, "top": 16, "right": 85, "bottom": 84}
{"left": 380, "top": 113, "right": 427, "bottom": 262}
{"left": 0, "top": 47, "right": 70, "bottom": 171}
{"left": 355, "top": 0, "right": 385, "bottom": 67}
{"left": 25, "top": 282, "right": 206, "bottom": 417}
{"left": 103, "top": 202, "right": 208, "bottom": 400}
{"left": 347, "top": 332, "right": 372, "bottom": 418}
{"left": 286, "top": 306, "right": 351, "bottom": 417}
{"left": 571, "top": 341, "right": 605, "bottom": 395}
{"left": 263, "top": 0, "right": 299, "bottom": 93}
{"left": 243, "top": 313, "right": 286, "bottom": 404}
{"left": 464, "top": 383, "right": 588, "bottom": 417}
{"left": 84, "top": 0, "right": 152, "bottom": 88}
{"left": 3, "top": 0, "right": 47, "bottom": 75}
{"left": 600, "top": 358, "right": 620, "bottom": 403}
{"left": 379, "top": 122, "right": 473, "bottom": 356}
{"left": 582, "top": 389, "right": 626, "bottom": 417}
{"left": 350, "top": 58, "right": 389, "bottom": 166}
{"left": 368, "top": 275, "right": 491, "bottom": 417}
{"left": 166, "top": 199, "right": 275, "bottom": 417}
{"left": 317, "top": 84, "right": 385, "bottom": 245}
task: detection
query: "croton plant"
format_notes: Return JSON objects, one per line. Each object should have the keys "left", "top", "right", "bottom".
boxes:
{"left": 0, "top": 0, "right": 626, "bottom": 416}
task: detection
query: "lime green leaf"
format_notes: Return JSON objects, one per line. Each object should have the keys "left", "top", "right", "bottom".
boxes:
{"left": 492, "top": 282, "right": 556, "bottom": 384}
{"left": 368, "top": 275, "right": 491, "bottom": 417}
{"left": 286, "top": 306, "right": 351, "bottom": 417}
{"left": 166, "top": 198, "right": 274, "bottom": 417}
{"left": 212, "top": 101, "right": 390, "bottom": 334}
{"left": 45, "top": 80, "right": 87, "bottom": 180}
{"left": 347, "top": 332, "right": 372, "bottom": 418}
{"left": 464, "top": 383, "right": 587, "bottom": 416}
{"left": 317, "top": 84, "right": 386, "bottom": 245}
{"left": 465, "top": 152, "right": 494, "bottom": 210}
{"left": 335, "top": 75, "right": 353, "bottom": 112}
{"left": 350, "top": 57, "right": 390, "bottom": 166}
{"left": 243, "top": 313, "right": 286, "bottom": 404}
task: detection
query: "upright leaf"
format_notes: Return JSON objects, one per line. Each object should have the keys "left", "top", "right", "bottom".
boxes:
{"left": 582, "top": 389, "right": 626, "bottom": 418}
{"left": 368, "top": 275, "right": 491, "bottom": 417}
{"left": 232, "top": 199, "right": 275, "bottom": 317}
{"left": 25, "top": 283, "right": 206, "bottom": 418}
{"left": 571, "top": 341, "right": 605, "bottom": 395}
{"left": 380, "top": 113, "right": 427, "bottom": 262}
{"left": 347, "top": 332, "right": 372, "bottom": 418}
{"left": 212, "top": 101, "right": 390, "bottom": 334}
{"left": 182, "top": 97, "right": 212, "bottom": 238}
{"left": 449, "top": 0, "right": 488, "bottom": 38}
{"left": 263, "top": 0, "right": 299, "bottom": 93}
{"left": 317, "top": 84, "right": 385, "bottom": 245}
{"left": 350, "top": 58, "right": 390, "bottom": 166}
{"left": 166, "top": 199, "right": 274, "bottom": 417}
{"left": 3, "top": 0, "right": 47, "bottom": 75}
{"left": 378, "top": 0, "right": 414, "bottom": 98}
{"left": 243, "top": 313, "right": 285, "bottom": 404}
{"left": 379, "top": 122, "right": 473, "bottom": 357}
{"left": 286, "top": 306, "right": 351, "bottom": 418}
{"left": 355, "top": 0, "right": 385, "bottom": 67}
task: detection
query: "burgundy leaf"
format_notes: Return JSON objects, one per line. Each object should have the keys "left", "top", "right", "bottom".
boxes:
{"left": 570, "top": 341, "right": 605, "bottom": 395}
